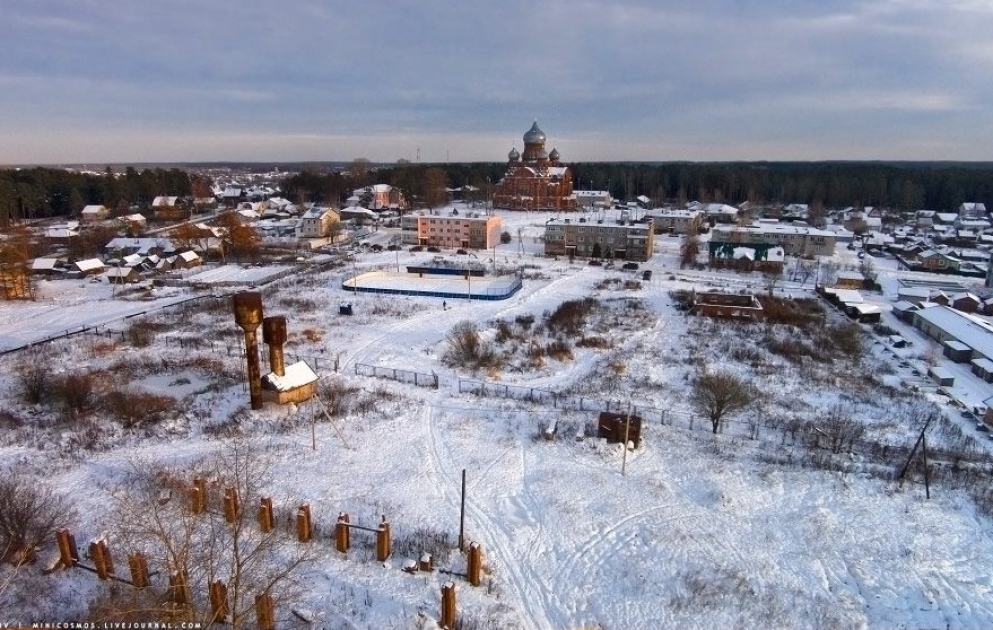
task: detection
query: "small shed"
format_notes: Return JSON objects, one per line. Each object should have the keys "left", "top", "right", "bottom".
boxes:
{"left": 597, "top": 411, "right": 642, "bottom": 448}
{"left": 928, "top": 366, "right": 955, "bottom": 387}
{"left": 844, "top": 302, "right": 881, "bottom": 323}
{"left": 261, "top": 361, "right": 318, "bottom": 405}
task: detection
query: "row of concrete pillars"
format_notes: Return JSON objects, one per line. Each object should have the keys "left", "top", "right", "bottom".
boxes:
{"left": 186, "top": 479, "right": 396, "bottom": 560}
{"left": 56, "top": 529, "right": 277, "bottom": 629}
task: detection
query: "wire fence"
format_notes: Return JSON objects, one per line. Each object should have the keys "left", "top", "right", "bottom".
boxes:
{"left": 355, "top": 363, "right": 439, "bottom": 389}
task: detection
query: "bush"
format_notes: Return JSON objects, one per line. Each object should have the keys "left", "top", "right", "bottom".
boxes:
{"left": 824, "top": 323, "right": 863, "bottom": 359}
{"left": 500, "top": 231, "right": 512, "bottom": 244}
{"left": 127, "top": 321, "right": 168, "bottom": 348}
{"left": 0, "top": 473, "right": 76, "bottom": 565}
{"left": 56, "top": 373, "right": 97, "bottom": 419}
{"left": 16, "top": 356, "right": 50, "bottom": 405}
{"left": 102, "top": 388, "right": 177, "bottom": 429}
{"left": 545, "top": 298, "right": 600, "bottom": 335}
{"left": 546, "top": 339, "right": 573, "bottom": 361}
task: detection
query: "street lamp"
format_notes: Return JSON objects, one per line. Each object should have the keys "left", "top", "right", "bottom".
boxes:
{"left": 465, "top": 251, "right": 478, "bottom": 303}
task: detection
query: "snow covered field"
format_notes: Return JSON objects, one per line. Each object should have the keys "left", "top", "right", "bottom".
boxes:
{"left": 1, "top": 209, "right": 993, "bottom": 629}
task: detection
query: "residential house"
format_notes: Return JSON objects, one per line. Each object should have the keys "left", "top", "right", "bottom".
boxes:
{"left": 80, "top": 205, "right": 109, "bottom": 224}
{"left": 297, "top": 206, "right": 340, "bottom": 239}
{"left": 117, "top": 213, "right": 147, "bottom": 233}
{"left": 917, "top": 249, "right": 962, "bottom": 272}
{"left": 105, "top": 266, "right": 141, "bottom": 284}
{"left": 644, "top": 209, "right": 702, "bottom": 235}
{"left": 30, "top": 258, "right": 62, "bottom": 276}
{"left": 74, "top": 258, "right": 106, "bottom": 276}
{"left": 574, "top": 190, "right": 612, "bottom": 210}
{"left": 349, "top": 184, "right": 406, "bottom": 210}
{"left": 951, "top": 292, "right": 982, "bottom": 314}
{"left": 959, "top": 202, "right": 987, "bottom": 219}
{"left": 174, "top": 251, "right": 202, "bottom": 269}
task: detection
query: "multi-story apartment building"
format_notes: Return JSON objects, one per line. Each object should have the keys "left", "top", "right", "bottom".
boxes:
{"left": 401, "top": 212, "right": 502, "bottom": 249}
{"left": 709, "top": 223, "right": 836, "bottom": 257}
{"left": 644, "top": 209, "right": 703, "bottom": 234}
{"left": 544, "top": 217, "right": 655, "bottom": 262}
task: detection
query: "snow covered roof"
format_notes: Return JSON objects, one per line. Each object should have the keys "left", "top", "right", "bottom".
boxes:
{"left": 178, "top": 251, "right": 200, "bottom": 263}
{"left": 848, "top": 303, "right": 881, "bottom": 315}
{"left": 263, "top": 361, "right": 318, "bottom": 391}
{"left": 45, "top": 227, "right": 78, "bottom": 239}
{"left": 152, "top": 196, "right": 179, "bottom": 207}
{"left": 105, "top": 267, "right": 136, "bottom": 278}
{"left": 75, "top": 258, "right": 105, "bottom": 272}
{"left": 81, "top": 205, "right": 107, "bottom": 215}
{"left": 915, "top": 305, "right": 993, "bottom": 361}
{"left": 31, "top": 258, "right": 58, "bottom": 271}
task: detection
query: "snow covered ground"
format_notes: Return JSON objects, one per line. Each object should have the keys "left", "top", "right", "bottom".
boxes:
{"left": 1, "top": 208, "right": 993, "bottom": 629}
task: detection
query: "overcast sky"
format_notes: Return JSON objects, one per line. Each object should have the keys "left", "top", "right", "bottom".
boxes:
{"left": 2, "top": 0, "right": 992, "bottom": 165}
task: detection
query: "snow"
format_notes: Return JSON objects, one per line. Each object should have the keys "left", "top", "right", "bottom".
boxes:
{"left": 264, "top": 360, "right": 318, "bottom": 391}
{"left": 2, "top": 208, "right": 993, "bottom": 628}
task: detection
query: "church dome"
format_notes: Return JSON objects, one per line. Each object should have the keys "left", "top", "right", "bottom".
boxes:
{"left": 549, "top": 147, "right": 560, "bottom": 161}
{"left": 523, "top": 121, "right": 546, "bottom": 144}
{"left": 508, "top": 147, "right": 520, "bottom": 161}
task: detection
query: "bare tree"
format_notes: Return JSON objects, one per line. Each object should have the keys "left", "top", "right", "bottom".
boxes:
{"left": 0, "top": 472, "right": 76, "bottom": 566}
{"left": 443, "top": 321, "right": 482, "bottom": 367}
{"left": 762, "top": 267, "right": 783, "bottom": 296}
{"left": 679, "top": 217, "right": 702, "bottom": 269}
{"left": 97, "top": 441, "right": 315, "bottom": 626}
{"left": 690, "top": 369, "right": 757, "bottom": 434}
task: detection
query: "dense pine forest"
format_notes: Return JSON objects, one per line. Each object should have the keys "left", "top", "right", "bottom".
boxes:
{"left": 3, "top": 162, "right": 993, "bottom": 226}
{"left": 284, "top": 161, "right": 993, "bottom": 212}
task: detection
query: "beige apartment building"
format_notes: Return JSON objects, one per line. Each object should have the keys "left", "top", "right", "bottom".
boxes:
{"left": 544, "top": 217, "right": 655, "bottom": 261}
{"left": 401, "top": 212, "right": 502, "bottom": 249}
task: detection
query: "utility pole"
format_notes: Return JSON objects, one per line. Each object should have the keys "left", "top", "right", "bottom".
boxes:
{"left": 459, "top": 469, "right": 466, "bottom": 551}
{"left": 621, "top": 404, "right": 632, "bottom": 476}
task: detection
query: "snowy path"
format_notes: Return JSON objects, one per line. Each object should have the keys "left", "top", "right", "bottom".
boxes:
{"left": 424, "top": 403, "right": 564, "bottom": 630}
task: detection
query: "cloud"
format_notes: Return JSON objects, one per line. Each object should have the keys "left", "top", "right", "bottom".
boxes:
{"left": 0, "top": 0, "right": 992, "bottom": 163}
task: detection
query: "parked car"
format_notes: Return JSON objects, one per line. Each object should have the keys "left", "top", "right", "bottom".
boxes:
{"left": 622, "top": 262, "right": 640, "bottom": 271}
{"left": 456, "top": 249, "right": 468, "bottom": 255}
{"left": 588, "top": 260, "right": 602, "bottom": 266}
{"left": 642, "top": 269, "right": 652, "bottom": 280}
{"left": 427, "top": 246, "right": 441, "bottom": 253}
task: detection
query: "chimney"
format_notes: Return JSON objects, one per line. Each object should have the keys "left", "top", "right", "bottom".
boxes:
{"left": 262, "top": 316, "right": 287, "bottom": 377}
{"left": 232, "top": 292, "right": 264, "bottom": 410}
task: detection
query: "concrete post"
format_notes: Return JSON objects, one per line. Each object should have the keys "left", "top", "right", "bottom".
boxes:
{"left": 258, "top": 497, "right": 274, "bottom": 533}
{"left": 440, "top": 582, "right": 457, "bottom": 629}
{"left": 376, "top": 517, "right": 391, "bottom": 561}
{"left": 335, "top": 512, "right": 350, "bottom": 553}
